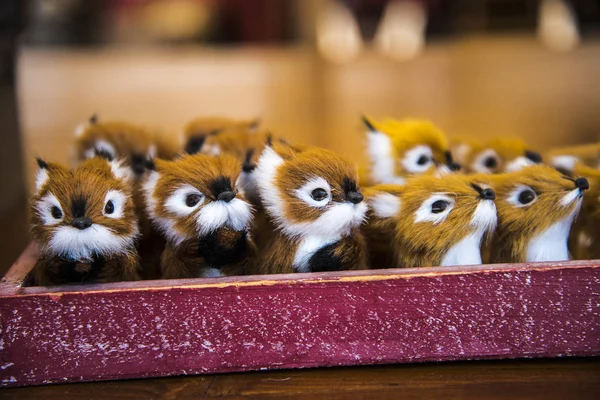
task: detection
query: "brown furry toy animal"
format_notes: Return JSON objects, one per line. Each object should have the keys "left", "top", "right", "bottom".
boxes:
{"left": 465, "top": 137, "right": 543, "bottom": 174}
{"left": 365, "top": 174, "right": 497, "bottom": 268}
{"left": 488, "top": 165, "right": 589, "bottom": 263}
{"left": 181, "top": 116, "right": 259, "bottom": 155}
{"left": 546, "top": 142, "right": 600, "bottom": 175}
{"left": 568, "top": 163, "right": 600, "bottom": 260}
{"left": 360, "top": 116, "right": 460, "bottom": 186}
{"left": 253, "top": 144, "right": 368, "bottom": 274}
{"left": 143, "top": 153, "right": 256, "bottom": 279}
{"left": 73, "top": 114, "right": 179, "bottom": 177}
{"left": 30, "top": 157, "right": 141, "bottom": 286}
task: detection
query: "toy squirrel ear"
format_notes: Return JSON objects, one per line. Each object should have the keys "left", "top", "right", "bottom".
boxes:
{"left": 256, "top": 143, "right": 284, "bottom": 179}
{"left": 35, "top": 158, "right": 50, "bottom": 193}
{"left": 361, "top": 115, "right": 377, "bottom": 132}
{"left": 366, "top": 187, "right": 402, "bottom": 218}
{"left": 74, "top": 113, "right": 98, "bottom": 138}
{"left": 105, "top": 158, "right": 133, "bottom": 183}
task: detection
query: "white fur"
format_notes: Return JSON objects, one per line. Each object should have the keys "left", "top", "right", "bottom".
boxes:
{"left": 470, "top": 199, "right": 498, "bottom": 233}
{"left": 526, "top": 211, "right": 579, "bottom": 262}
{"left": 401, "top": 145, "right": 433, "bottom": 174}
{"left": 471, "top": 149, "right": 500, "bottom": 174}
{"left": 453, "top": 143, "right": 471, "bottom": 165}
{"left": 200, "top": 268, "right": 224, "bottom": 278}
{"left": 293, "top": 235, "right": 339, "bottom": 272}
{"left": 35, "top": 193, "right": 64, "bottom": 225}
{"left": 366, "top": 131, "right": 404, "bottom": 184}
{"left": 561, "top": 188, "right": 581, "bottom": 207}
{"left": 103, "top": 190, "right": 127, "bottom": 219}
{"left": 74, "top": 123, "right": 87, "bottom": 138}
{"left": 47, "top": 224, "right": 138, "bottom": 262}
{"left": 83, "top": 148, "right": 96, "bottom": 159}
{"left": 369, "top": 193, "right": 401, "bottom": 218}
{"left": 109, "top": 159, "right": 133, "bottom": 182}
{"left": 504, "top": 156, "right": 533, "bottom": 173}
{"left": 507, "top": 185, "right": 537, "bottom": 208}
{"left": 165, "top": 185, "right": 205, "bottom": 216}
{"left": 147, "top": 144, "right": 157, "bottom": 159}
{"left": 435, "top": 164, "right": 452, "bottom": 177}
{"left": 143, "top": 171, "right": 183, "bottom": 246}
{"left": 94, "top": 140, "right": 117, "bottom": 160}
{"left": 414, "top": 194, "right": 454, "bottom": 224}
{"left": 295, "top": 177, "right": 331, "bottom": 208}
{"left": 551, "top": 155, "right": 578, "bottom": 173}
{"left": 35, "top": 168, "right": 49, "bottom": 194}
{"left": 196, "top": 198, "right": 252, "bottom": 236}
{"left": 204, "top": 144, "right": 221, "bottom": 156}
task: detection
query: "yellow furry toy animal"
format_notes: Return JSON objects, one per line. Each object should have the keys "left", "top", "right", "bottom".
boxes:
{"left": 181, "top": 116, "right": 259, "bottom": 155}
{"left": 457, "top": 137, "right": 543, "bottom": 174}
{"left": 30, "top": 156, "right": 141, "bottom": 285}
{"left": 488, "top": 165, "right": 589, "bottom": 263}
{"left": 546, "top": 142, "right": 600, "bottom": 175}
{"left": 361, "top": 116, "right": 460, "bottom": 186}
{"left": 568, "top": 163, "right": 600, "bottom": 260}
{"left": 364, "top": 174, "right": 497, "bottom": 269}
{"left": 253, "top": 144, "right": 368, "bottom": 274}
{"left": 143, "top": 153, "right": 256, "bottom": 279}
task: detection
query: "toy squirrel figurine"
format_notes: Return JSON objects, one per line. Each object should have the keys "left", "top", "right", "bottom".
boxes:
{"left": 253, "top": 143, "right": 368, "bottom": 274}
{"left": 74, "top": 114, "right": 179, "bottom": 176}
{"left": 546, "top": 142, "right": 600, "bottom": 175}
{"left": 181, "top": 116, "right": 259, "bottom": 155}
{"left": 567, "top": 163, "right": 600, "bottom": 260}
{"left": 30, "top": 156, "right": 141, "bottom": 285}
{"left": 488, "top": 165, "right": 589, "bottom": 263}
{"left": 365, "top": 174, "right": 497, "bottom": 268}
{"left": 361, "top": 116, "right": 460, "bottom": 186}
{"left": 143, "top": 153, "right": 256, "bottom": 279}
{"left": 456, "top": 137, "right": 543, "bottom": 174}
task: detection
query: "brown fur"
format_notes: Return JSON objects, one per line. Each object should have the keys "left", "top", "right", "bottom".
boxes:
{"left": 569, "top": 164, "right": 600, "bottom": 260}
{"left": 182, "top": 116, "right": 259, "bottom": 154}
{"left": 464, "top": 137, "right": 541, "bottom": 173}
{"left": 488, "top": 165, "right": 586, "bottom": 263}
{"left": 30, "top": 157, "right": 140, "bottom": 285}
{"left": 547, "top": 142, "right": 600, "bottom": 172}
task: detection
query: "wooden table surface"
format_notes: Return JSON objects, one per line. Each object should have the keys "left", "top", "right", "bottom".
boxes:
{"left": 2, "top": 358, "right": 599, "bottom": 399}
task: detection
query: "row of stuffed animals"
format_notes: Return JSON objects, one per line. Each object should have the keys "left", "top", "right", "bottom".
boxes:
{"left": 29, "top": 114, "right": 600, "bottom": 285}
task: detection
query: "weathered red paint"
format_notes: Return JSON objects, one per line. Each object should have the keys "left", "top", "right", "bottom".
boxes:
{"left": 1, "top": 245, "right": 599, "bottom": 387}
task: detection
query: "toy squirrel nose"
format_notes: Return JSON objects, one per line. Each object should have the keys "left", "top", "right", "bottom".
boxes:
{"left": 480, "top": 188, "right": 496, "bottom": 200}
{"left": 217, "top": 191, "right": 236, "bottom": 202}
{"left": 347, "top": 191, "right": 364, "bottom": 204}
{"left": 575, "top": 177, "right": 589, "bottom": 191}
{"left": 525, "top": 150, "right": 543, "bottom": 163}
{"left": 71, "top": 217, "right": 92, "bottom": 230}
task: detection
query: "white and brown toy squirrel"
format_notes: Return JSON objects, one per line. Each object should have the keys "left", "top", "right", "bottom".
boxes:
{"left": 360, "top": 116, "right": 460, "bottom": 186}
{"left": 365, "top": 174, "right": 497, "bottom": 268}
{"left": 143, "top": 153, "right": 256, "bottom": 279}
{"left": 181, "top": 116, "right": 259, "bottom": 155}
{"left": 458, "top": 137, "right": 543, "bottom": 174}
{"left": 488, "top": 165, "right": 589, "bottom": 263}
{"left": 30, "top": 156, "right": 141, "bottom": 285}
{"left": 546, "top": 142, "right": 600, "bottom": 175}
{"left": 565, "top": 163, "right": 599, "bottom": 260}
{"left": 253, "top": 143, "right": 368, "bottom": 274}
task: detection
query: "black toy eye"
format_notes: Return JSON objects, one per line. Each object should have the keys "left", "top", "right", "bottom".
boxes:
{"left": 417, "top": 155, "right": 429, "bottom": 165}
{"left": 484, "top": 156, "right": 498, "bottom": 169}
{"left": 104, "top": 200, "right": 114, "bottom": 214}
{"left": 51, "top": 206, "right": 62, "bottom": 219}
{"left": 518, "top": 189, "right": 536, "bottom": 205}
{"left": 311, "top": 188, "right": 328, "bottom": 201}
{"left": 186, "top": 193, "right": 201, "bottom": 207}
{"left": 431, "top": 200, "right": 449, "bottom": 213}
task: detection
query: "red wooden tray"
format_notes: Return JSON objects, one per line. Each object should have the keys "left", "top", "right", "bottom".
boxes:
{"left": 1, "top": 243, "right": 599, "bottom": 387}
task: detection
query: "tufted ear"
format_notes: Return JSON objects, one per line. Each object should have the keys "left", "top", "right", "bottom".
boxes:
{"left": 362, "top": 115, "right": 377, "bottom": 132}
{"left": 105, "top": 158, "right": 133, "bottom": 183}
{"left": 35, "top": 158, "right": 50, "bottom": 193}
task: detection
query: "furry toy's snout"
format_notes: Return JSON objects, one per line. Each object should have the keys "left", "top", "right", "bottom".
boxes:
{"left": 575, "top": 177, "right": 590, "bottom": 191}
{"left": 217, "top": 191, "right": 236, "bottom": 202}
{"left": 481, "top": 188, "right": 496, "bottom": 200}
{"left": 346, "top": 191, "right": 364, "bottom": 204}
{"left": 71, "top": 217, "right": 92, "bottom": 230}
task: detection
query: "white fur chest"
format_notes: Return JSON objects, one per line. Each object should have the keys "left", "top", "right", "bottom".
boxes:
{"left": 293, "top": 235, "right": 340, "bottom": 273}
{"left": 526, "top": 216, "right": 574, "bottom": 262}
{"left": 440, "top": 231, "right": 484, "bottom": 267}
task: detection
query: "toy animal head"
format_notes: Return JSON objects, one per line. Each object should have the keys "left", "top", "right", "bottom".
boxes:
{"left": 143, "top": 153, "right": 253, "bottom": 246}
{"left": 182, "top": 116, "right": 259, "bottom": 155}
{"left": 30, "top": 156, "right": 139, "bottom": 262}
{"left": 255, "top": 145, "right": 367, "bottom": 239}
{"left": 363, "top": 116, "right": 459, "bottom": 185}
{"left": 489, "top": 164, "right": 589, "bottom": 262}
{"left": 366, "top": 174, "right": 497, "bottom": 267}
{"left": 73, "top": 115, "right": 161, "bottom": 177}
{"left": 546, "top": 143, "right": 600, "bottom": 175}
{"left": 467, "top": 137, "right": 542, "bottom": 174}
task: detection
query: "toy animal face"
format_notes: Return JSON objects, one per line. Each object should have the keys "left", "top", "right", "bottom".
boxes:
{"left": 74, "top": 116, "right": 157, "bottom": 177}
{"left": 363, "top": 117, "right": 458, "bottom": 185}
{"left": 143, "top": 154, "right": 253, "bottom": 246}
{"left": 547, "top": 143, "right": 600, "bottom": 175}
{"left": 367, "top": 174, "right": 497, "bottom": 266}
{"left": 490, "top": 165, "right": 589, "bottom": 261}
{"left": 255, "top": 146, "right": 367, "bottom": 239}
{"left": 30, "top": 157, "right": 138, "bottom": 262}
{"left": 182, "top": 117, "right": 259, "bottom": 155}
{"left": 468, "top": 138, "right": 542, "bottom": 174}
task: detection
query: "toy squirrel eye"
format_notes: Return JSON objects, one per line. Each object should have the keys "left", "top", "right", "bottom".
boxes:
{"left": 51, "top": 206, "right": 62, "bottom": 219}
{"left": 518, "top": 190, "right": 536, "bottom": 205}
{"left": 104, "top": 200, "right": 114, "bottom": 214}
{"left": 417, "top": 155, "right": 430, "bottom": 166}
{"left": 431, "top": 200, "right": 449, "bottom": 213}
{"left": 484, "top": 156, "right": 498, "bottom": 169}
{"left": 311, "top": 188, "right": 328, "bottom": 201}
{"left": 186, "top": 193, "right": 202, "bottom": 207}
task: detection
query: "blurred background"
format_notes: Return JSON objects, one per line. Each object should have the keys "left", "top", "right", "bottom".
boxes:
{"left": 1, "top": 0, "right": 600, "bottom": 270}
